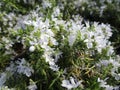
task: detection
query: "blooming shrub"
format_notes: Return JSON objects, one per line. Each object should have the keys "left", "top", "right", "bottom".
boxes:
{"left": 60, "top": 0, "right": 120, "bottom": 53}
{"left": 0, "top": 0, "right": 120, "bottom": 90}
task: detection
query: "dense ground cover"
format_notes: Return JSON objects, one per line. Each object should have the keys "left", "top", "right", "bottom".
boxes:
{"left": 0, "top": 0, "right": 120, "bottom": 90}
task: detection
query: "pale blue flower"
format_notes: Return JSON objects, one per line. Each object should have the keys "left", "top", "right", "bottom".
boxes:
{"left": 61, "top": 77, "right": 82, "bottom": 90}
{"left": 16, "top": 58, "right": 34, "bottom": 77}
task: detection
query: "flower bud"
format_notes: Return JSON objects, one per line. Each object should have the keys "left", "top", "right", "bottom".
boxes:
{"left": 29, "top": 46, "right": 35, "bottom": 52}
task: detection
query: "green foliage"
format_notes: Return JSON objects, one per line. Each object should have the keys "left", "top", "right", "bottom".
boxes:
{"left": 0, "top": 0, "right": 120, "bottom": 90}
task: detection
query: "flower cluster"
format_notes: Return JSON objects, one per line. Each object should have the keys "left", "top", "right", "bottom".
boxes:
{"left": 0, "top": 0, "right": 120, "bottom": 90}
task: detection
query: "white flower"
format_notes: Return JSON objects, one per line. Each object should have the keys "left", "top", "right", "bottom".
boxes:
{"left": 23, "top": 20, "right": 32, "bottom": 25}
{"left": 100, "top": 60, "right": 110, "bottom": 66}
{"left": 68, "top": 34, "right": 77, "bottom": 46}
{"left": 98, "top": 78, "right": 113, "bottom": 90}
{"left": 40, "top": 34, "right": 49, "bottom": 45}
{"left": 0, "top": 86, "right": 15, "bottom": 90}
{"left": 28, "top": 79, "right": 37, "bottom": 90}
{"left": 16, "top": 58, "right": 34, "bottom": 77}
{"left": 42, "top": 0, "right": 51, "bottom": 9}
{"left": 106, "top": 46, "right": 114, "bottom": 56}
{"left": 28, "top": 84, "right": 37, "bottom": 90}
{"left": 61, "top": 77, "right": 82, "bottom": 90}
{"left": 110, "top": 58, "right": 120, "bottom": 68}
{"left": 74, "top": 0, "right": 88, "bottom": 7}
{"left": 0, "top": 73, "right": 7, "bottom": 86}
{"left": 53, "top": 6, "right": 60, "bottom": 17}
{"left": 50, "top": 37, "right": 58, "bottom": 45}
{"left": 54, "top": 51, "right": 62, "bottom": 62}
{"left": 29, "top": 46, "right": 35, "bottom": 52}
{"left": 49, "top": 64, "right": 59, "bottom": 71}
{"left": 111, "top": 68, "right": 120, "bottom": 81}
